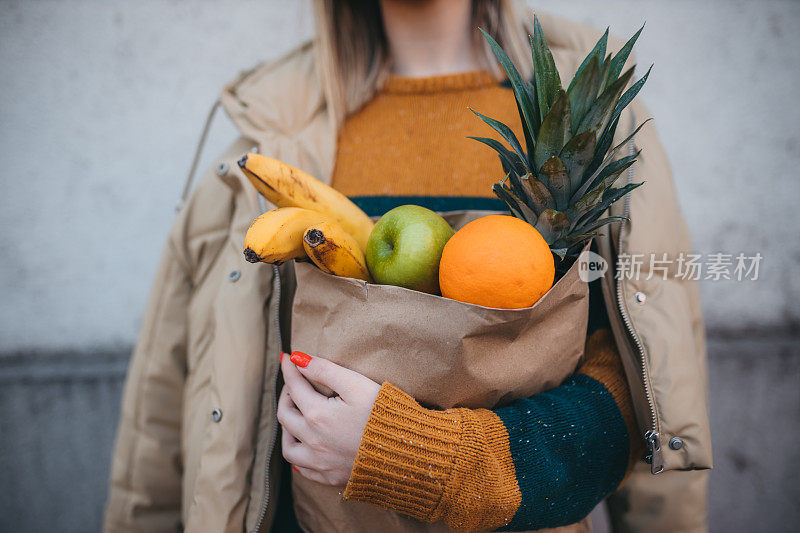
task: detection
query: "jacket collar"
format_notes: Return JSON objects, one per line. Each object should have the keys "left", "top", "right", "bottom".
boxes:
{"left": 220, "top": 41, "right": 338, "bottom": 184}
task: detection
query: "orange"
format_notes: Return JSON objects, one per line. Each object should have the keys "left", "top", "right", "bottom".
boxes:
{"left": 439, "top": 215, "right": 555, "bottom": 309}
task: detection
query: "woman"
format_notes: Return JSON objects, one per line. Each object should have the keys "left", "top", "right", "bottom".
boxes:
{"left": 105, "top": 1, "right": 711, "bottom": 532}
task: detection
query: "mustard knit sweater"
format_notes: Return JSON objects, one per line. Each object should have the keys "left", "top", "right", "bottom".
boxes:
{"left": 332, "top": 71, "right": 520, "bottom": 197}
{"left": 330, "top": 72, "right": 640, "bottom": 532}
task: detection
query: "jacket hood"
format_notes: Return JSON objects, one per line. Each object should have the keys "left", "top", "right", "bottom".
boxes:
{"left": 220, "top": 40, "right": 338, "bottom": 180}
{"left": 220, "top": 41, "right": 327, "bottom": 145}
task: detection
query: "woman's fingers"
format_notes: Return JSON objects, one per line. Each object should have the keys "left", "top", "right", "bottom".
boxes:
{"left": 281, "top": 417, "right": 299, "bottom": 448}
{"left": 292, "top": 464, "right": 330, "bottom": 485}
{"left": 279, "top": 351, "right": 380, "bottom": 487}
{"left": 277, "top": 387, "right": 311, "bottom": 443}
{"left": 280, "top": 396, "right": 340, "bottom": 486}
{"left": 281, "top": 422, "right": 310, "bottom": 465}
{"left": 281, "top": 352, "right": 325, "bottom": 414}
{"left": 289, "top": 351, "right": 373, "bottom": 403}
{"left": 281, "top": 427, "right": 330, "bottom": 486}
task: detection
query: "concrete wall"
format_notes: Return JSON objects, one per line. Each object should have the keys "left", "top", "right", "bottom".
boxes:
{"left": 1, "top": 1, "right": 799, "bottom": 531}
{"left": 0, "top": 0, "right": 314, "bottom": 351}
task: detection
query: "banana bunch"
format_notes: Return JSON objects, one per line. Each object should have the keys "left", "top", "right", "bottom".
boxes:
{"left": 238, "top": 153, "right": 374, "bottom": 250}
{"left": 240, "top": 154, "right": 373, "bottom": 282}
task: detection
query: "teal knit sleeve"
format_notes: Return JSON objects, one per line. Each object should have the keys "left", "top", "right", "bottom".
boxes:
{"left": 495, "top": 373, "right": 630, "bottom": 530}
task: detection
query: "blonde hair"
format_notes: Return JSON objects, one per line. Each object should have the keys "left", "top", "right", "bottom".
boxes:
{"left": 313, "top": 0, "right": 534, "bottom": 127}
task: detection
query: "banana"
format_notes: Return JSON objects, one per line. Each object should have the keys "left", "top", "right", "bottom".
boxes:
{"left": 303, "top": 221, "right": 372, "bottom": 282}
{"left": 237, "top": 153, "right": 374, "bottom": 252}
{"left": 243, "top": 207, "right": 330, "bottom": 264}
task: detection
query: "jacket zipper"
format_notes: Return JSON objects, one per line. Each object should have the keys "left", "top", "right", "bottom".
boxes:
{"left": 252, "top": 264, "right": 283, "bottom": 532}
{"left": 616, "top": 118, "right": 663, "bottom": 475}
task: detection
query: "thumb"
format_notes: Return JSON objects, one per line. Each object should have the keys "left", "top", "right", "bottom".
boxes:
{"left": 289, "top": 351, "right": 366, "bottom": 402}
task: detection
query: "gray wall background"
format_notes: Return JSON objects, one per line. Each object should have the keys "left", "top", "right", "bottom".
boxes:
{"left": 1, "top": 0, "right": 798, "bottom": 532}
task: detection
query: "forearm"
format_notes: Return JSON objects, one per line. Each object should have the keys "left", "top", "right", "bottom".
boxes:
{"left": 344, "top": 383, "right": 520, "bottom": 531}
{"left": 344, "top": 328, "right": 639, "bottom": 532}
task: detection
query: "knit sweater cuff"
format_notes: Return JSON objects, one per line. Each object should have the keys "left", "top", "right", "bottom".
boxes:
{"left": 343, "top": 382, "right": 463, "bottom": 521}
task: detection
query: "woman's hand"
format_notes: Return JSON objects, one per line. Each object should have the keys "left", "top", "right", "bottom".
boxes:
{"left": 278, "top": 351, "right": 380, "bottom": 486}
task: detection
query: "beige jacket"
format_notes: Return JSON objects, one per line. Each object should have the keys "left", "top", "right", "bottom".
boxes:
{"left": 105, "top": 12, "right": 711, "bottom": 533}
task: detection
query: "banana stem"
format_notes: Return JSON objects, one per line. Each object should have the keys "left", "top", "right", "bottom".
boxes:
{"left": 244, "top": 247, "right": 263, "bottom": 263}
{"left": 304, "top": 229, "right": 325, "bottom": 248}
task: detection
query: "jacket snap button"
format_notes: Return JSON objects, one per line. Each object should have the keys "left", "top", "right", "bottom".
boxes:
{"left": 211, "top": 408, "right": 223, "bottom": 422}
{"left": 669, "top": 437, "right": 684, "bottom": 450}
{"left": 228, "top": 270, "right": 241, "bottom": 282}
{"left": 216, "top": 162, "right": 229, "bottom": 176}
{"left": 634, "top": 291, "right": 647, "bottom": 304}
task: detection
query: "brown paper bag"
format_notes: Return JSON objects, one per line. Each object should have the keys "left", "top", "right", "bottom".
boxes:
{"left": 289, "top": 211, "right": 589, "bottom": 532}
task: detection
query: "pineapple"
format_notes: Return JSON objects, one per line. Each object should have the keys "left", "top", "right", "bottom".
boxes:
{"left": 472, "top": 17, "right": 650, "bottom": 262}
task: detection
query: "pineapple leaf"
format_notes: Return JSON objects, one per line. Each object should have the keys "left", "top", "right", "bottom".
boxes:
{"left": 531, "top": 16, "right": 563, "bottom": 121}
{"left": 559, "top": 129, "right": 597, "bottom": 194}
{"left": 468, "top": 136, "right": 527, "bottom": 176}
{"left": 480, "top": 28, "right": 540, "bottom": 157}
{"left": 598, "top": 53, "right": 613, "bottom": 93}
{"left": 575, "top": 182, "right": 643, "bottom": 228}
{"left": 469, "top": 108, "right": 531, "bottom": 173}
{"left": 515, "top": 89, "right": 539, "bottom": 159}
{"left": 564, "top": 233, "right": 601, "bottom": 244}
{"left": 493, "top": 182, "right": 537, "bottom": 224}
{"left": 612, "top": 65, "right": 652, "bottom": 123}
{"left": 605, "top": 118, "right": 653, "bottom": 162}
{"left": 584, "top": 116, "right": 620, "bottom": 181}
{"left": 602, "top": 182, "right": 640, "bottom": 202}
{"left": 584, "top": 103, "right": 651, "bottom": 182}
{"left": 577, "top": 66, "right": 634, "bottom": 136}
{"left": 540, "top": 157, "right": 570, "bottom": 211}
{"left": 595, "top": 65, "right": 652, "bottom": 159}
{"left": 516, "top": 195, "right": 539, "bottom": 223}
{"left": 597, "top": 158, "right": 637, "bottom": 190}
{"left": 567, "top": 55, "right": 601, "bottom": 133}
{"left": 567, "top": 186, "right": 604, "bottom": 225}
{"left": 533, "top": 90, "right": 572, "bottom": 171}
{"left": 521, "top": 174, "right": 556, "bottom": 214}
{"left": 500, "top": 155, "right": 514, "bottom": 176}
{"left": 493, "top": 182, "right": 522, "bottom": 215}
{"left": 508, "top": 171, "right": 529, "bottom": 204}
{"left": 572, "top": 216, "right": 628, "bottom": 236}
{"left": 535, "top": 209, "right": 571, "bottom": 244}
{"left": 561, "top": 234, "right": 600, "bottom": 257}
{"left": 572, "top": 149, "right": 639, "bottom": 203}
{"left": 567, "top": 27, "right": 609, "bottom": 94}
{"left": 605, "top": 24, "right": 644, "bottom": 89}
{"left": 569, "top": 160, "right": 634, "bottom": 224}
{"left": 614, "top": 65, "right": 653, "bottom": 116}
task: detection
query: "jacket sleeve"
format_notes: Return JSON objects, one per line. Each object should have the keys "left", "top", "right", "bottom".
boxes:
{"left": 344, "top": 329, "right": 641, "bottom": 532}
{"left": 103, "top": 231, "right": 191, "bottom": 533}
{"left": 104, "top": 137, "right": 247, "bottom": 532}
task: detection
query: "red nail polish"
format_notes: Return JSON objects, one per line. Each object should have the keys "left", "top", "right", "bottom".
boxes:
{"left": 280, "top": 352, "right": 285, "bottom": 363}
{"left": 290, "top": 351, "right": 312, "bottom": 368}
{"left": 292, "top": 465, "right": 300, "bottom": 473}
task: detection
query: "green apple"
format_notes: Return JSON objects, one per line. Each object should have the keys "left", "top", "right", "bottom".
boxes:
{"left": 366, "top": 205, "right": 454, "bottom": 294}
